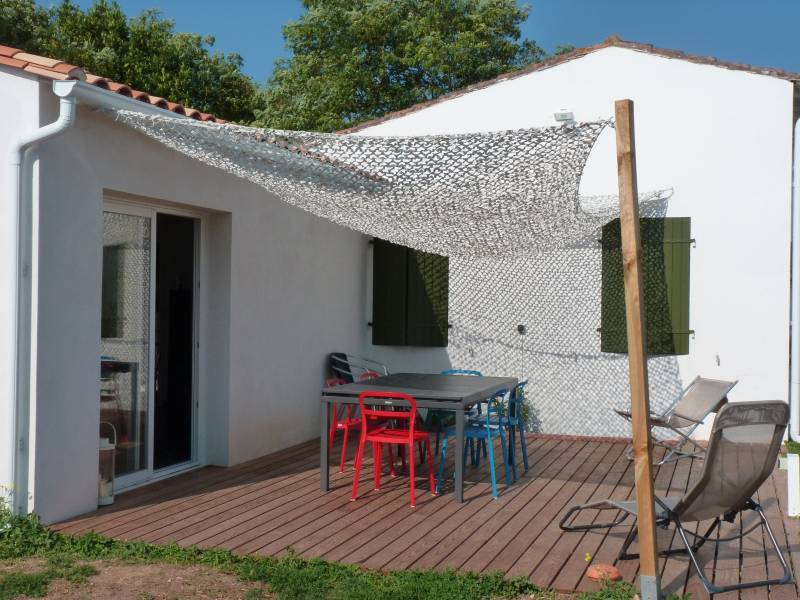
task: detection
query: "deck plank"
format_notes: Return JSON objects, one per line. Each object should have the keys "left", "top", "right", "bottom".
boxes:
{"left": 548, "top": 441, "right": 634, "bottom": 592}
{"left": 510, "top": 442, "right": 625, "bottom": 582}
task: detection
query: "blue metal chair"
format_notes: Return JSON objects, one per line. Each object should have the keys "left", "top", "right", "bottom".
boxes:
{"left": 422, "top": 369, "right": 484, "bottom": 461}
{"left": 436, "top": 389, "right": 511, "bottom": 499}
{"left": 500, "top": 380, "right": 530, "bottom": 481}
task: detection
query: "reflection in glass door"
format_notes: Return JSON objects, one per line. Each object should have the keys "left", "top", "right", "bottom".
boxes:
{"left": 100, "top": 211, "right": 152, "bottom": 485}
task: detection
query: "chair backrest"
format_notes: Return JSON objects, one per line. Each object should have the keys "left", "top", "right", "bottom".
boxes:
{"left": 358, "top": 391, "right": 418, "bottom": 441}
{"left": 673, "top": 400, "right": 788, "bottom": 522}
{"left": 503, "top": 380, "right": 528, "bottom": 421}
{"left": 479, "top": 389, "right": 509, "bottom": 426}
{"left": 667, "top": 376, "right": 738, "bottom": 428}
{"left": 441, "top": 369, "right": 483, "bottom": 377}
{"left": 330, "top": 353, "right": 388, "bottom": 383}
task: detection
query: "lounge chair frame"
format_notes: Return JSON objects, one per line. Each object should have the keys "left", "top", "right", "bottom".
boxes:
{"left": 561, "top": 400, "right": 793, "bottom": 595}
{"left": 615, "top": 376, "right": 737, "bottom": 465}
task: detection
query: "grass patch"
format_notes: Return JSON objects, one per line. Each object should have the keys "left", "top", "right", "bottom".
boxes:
{"left": 0, "top": 555, "right": 97, "bottom": 599}
{"left": 786, "top": 440, "right": 800, "bottom": 455}
{"left": 0, "top": 509, "right": 688, "bottom": 599}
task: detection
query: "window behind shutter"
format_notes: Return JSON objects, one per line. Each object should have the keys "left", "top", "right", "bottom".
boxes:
{"left": 406, "top": 249, "right": 449, "bottom": 347}
{"left": 371, "top": 240, "right": 449, "bottom": 347}
{"left": 372, "top": 239, "right": 408, "bottom": 345}
{"left": 600, "top": 217, "right": 691, "bottom": 355}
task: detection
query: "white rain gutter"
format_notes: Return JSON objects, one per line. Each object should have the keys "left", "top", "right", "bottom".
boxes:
{"left": 792, "top": 116, "right": 800, "bottom": 444}
{"left": 8, "top": 79, "right": 77, "bottom": 515}
{"left": 7, "top": 79, "right": 188, "bottom": 515}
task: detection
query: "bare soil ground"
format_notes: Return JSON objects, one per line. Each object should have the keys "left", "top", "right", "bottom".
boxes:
{"left": 0, "top": 559, "right": 273, "bottom": 600}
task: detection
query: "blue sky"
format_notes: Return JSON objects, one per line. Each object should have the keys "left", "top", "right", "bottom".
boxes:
{"left": 69, "top": 0, "right": 800, "bottom": 84}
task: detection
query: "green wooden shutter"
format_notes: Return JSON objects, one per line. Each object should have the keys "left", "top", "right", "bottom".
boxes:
{"left": 600, "top": 217, "right": 691, "bottom": 355}
{"left": 406, "top": 249, "right": 449, "bottom": 347}
{"left": 372, "top": 239, "right": 408, "bottom": 345}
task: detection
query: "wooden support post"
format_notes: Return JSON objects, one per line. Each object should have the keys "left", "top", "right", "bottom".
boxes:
{"left": 614, "top": 99, "right": 661, "bottom": 600}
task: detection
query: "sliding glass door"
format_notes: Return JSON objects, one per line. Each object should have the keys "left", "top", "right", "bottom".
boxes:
{"left": 100, "top": 209, "right": 153, "bottom": 487}
{"left": 100, "top": 202, "right": 199, "bottom": 489}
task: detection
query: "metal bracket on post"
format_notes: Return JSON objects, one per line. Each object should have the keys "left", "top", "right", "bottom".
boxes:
{"left": 639, "top": 575, "right": 662, "bottom": 600}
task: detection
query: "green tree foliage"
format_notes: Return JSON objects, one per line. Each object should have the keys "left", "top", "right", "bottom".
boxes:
{"left": 254, "top": 0, "right": 547, "bottom": 131}
{"left": 0, "top": 0, "right": 50, "bottom": 51}
{"left": 1, "top": 0, "right": 568, "bottom": 130}
{"left": 0, "top": 0, "right": 258, "bottom": 122}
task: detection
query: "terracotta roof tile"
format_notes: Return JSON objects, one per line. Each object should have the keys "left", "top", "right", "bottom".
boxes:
{"left": 340, "top": 35, "right": 800, "bottom": 133}
{"left": 0, "top": 56, "right": 27, "bottom": 70}
{"left": 106, "top": 81, "right": 132, "bottom": 96}
{"left": 23, "top": 64, "right": 73, "bottom": 80}
{"left": 0, "top": 45, "right": 22, "bottom": 57}
{"left": 14, "top": 52, "right": 62, "bottom": 68}
{"left": 0, "top": 44, "right": 223, "bottom": 122}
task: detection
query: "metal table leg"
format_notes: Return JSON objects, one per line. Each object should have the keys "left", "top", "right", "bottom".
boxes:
{"left": 320, "top": 399, "right": 330, "bottom": 492}
{"left": 455, "top": 408, "right": 464, "bottom": 503}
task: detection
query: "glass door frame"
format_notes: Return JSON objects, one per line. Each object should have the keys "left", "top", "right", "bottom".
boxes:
{"left": 103, "top": 197, "right": 204, "bottom": 491}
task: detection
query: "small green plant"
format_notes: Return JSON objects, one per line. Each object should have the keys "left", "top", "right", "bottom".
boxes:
{"left": 786, "top": 440, "right": 800, "bottom": 455}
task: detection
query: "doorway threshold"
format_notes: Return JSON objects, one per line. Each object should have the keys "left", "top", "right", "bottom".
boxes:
{"left": 115, "top": 461, "right": 203, "bottom": 494}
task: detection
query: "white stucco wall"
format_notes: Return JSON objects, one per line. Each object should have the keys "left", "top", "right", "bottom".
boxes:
{"left": 0, "top": 68, "right": 41, "bottom": 508}
{"left": 26, "top": 93, "right": 366, "bottom": 523}
{"left": 358, "top": 47, "right": 794, "bottom": 437}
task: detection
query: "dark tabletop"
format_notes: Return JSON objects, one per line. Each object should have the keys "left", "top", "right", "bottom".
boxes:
{"left": 320, "top": 373, "right": 517, "bottom": 408}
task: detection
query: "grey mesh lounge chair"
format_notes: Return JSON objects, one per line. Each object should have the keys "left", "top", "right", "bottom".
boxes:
{"left": 615, "top": 376, "right": 737, "bottom": 465}
{"left": 560, "top": 400, "right": 793, "bottom": 595}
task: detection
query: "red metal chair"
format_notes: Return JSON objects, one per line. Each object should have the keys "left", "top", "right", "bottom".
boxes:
{"left": 326, "top": 377, "right": 361, "bottom": 472}
{"left": 351, "top": 391, "right": 435, "bottom": 508}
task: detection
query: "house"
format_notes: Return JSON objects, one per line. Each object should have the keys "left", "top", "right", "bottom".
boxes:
{"left": 0, "top": 36, "right": 797, "bottom": 524}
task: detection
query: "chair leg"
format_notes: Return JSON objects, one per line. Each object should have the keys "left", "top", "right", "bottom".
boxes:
{"left": 425, "top": 439, "right": 435, "bottom": 495}
{"left": 486, "top": 432, "right": 498, "bottom": 499}
{"left": 436, "top": 435, "right": 449, "bottom": 495}
{"left": 508, "top": 424, "right": 517, "bottom": 482}
{"left": 388, "top": 445, "right": 396, "bottom": 477}
{"left": 373, "top": 442, "right": 382, "bottom": 491}
{"left": 351, "top": 436, "right": 365, "bottom": 501}
{"left": 435, "top": 430, "right": 441, "bottom": 455}
{"left": 418, "top": 441, "right": 425, "bottom": 465}
{"left": 409, "top": 442, "right": 417, "bottom": 508}
{"left": 481, "top": 438, "right": 487, "bottom": 459}
{"left": 498, "top": 424, "right": 512, "bottom": 487}
{"left": 339, "top": 424, "right": 350, "bottom": 473}
{"left": 519, "top": 420, "right": 529, "bottom": 473}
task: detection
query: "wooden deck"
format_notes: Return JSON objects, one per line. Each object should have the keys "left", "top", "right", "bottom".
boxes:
{"left": 53, "top": 436, "right": 800, "bottom": 598}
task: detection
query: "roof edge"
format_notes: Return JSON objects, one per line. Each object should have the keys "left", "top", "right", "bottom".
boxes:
{"left": 340, "top": 36, "right": 800, "bottom": 134}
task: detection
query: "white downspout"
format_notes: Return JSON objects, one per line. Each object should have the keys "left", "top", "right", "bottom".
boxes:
{"left": 6, "top": 80, "right": 78, "bottom": 515}
{"left": 792, "top": 117, "right": 800, "bottom": 443}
